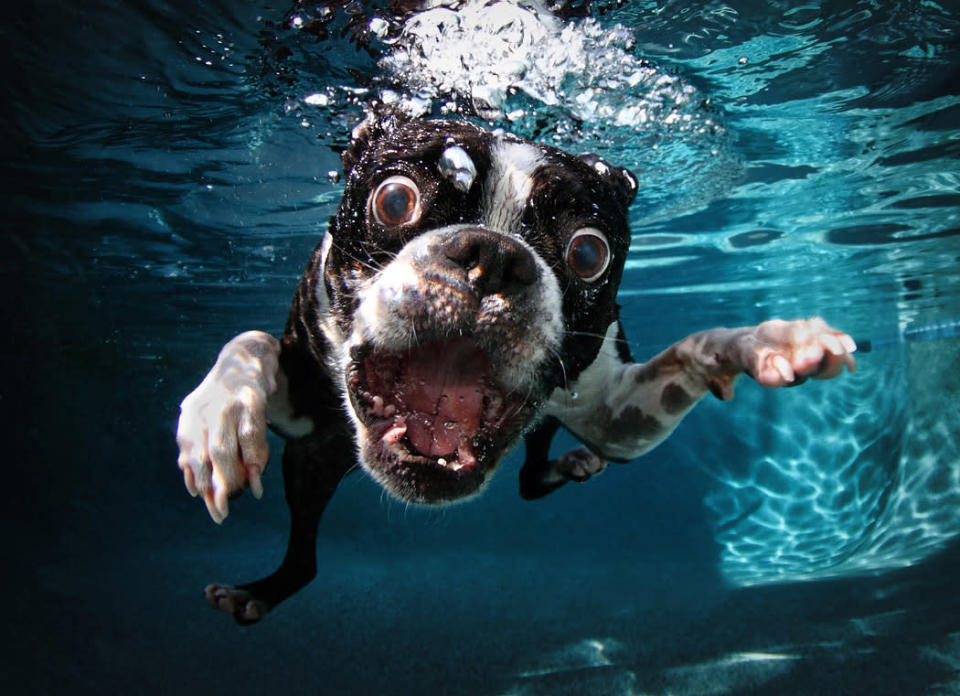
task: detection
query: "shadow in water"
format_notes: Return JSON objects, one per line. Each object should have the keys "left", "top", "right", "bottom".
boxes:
{"left": 506, "top": 537, "right": 960, "bottom": 695}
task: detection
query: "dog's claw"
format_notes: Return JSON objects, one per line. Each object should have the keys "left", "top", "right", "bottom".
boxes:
{"left": 248, "top": 468, "right": 264, "bottom": 499}
{"left": 182, "top": 465, "right": 198, "bottom": 497}
{"left": 772, "top": 354, "right": 795, "bottom": 383}
{"left": 840, "top": 333, "right": 857, "bottom": 354}
{"left": 820, "top": 332, "right": 844, "bottom": 357}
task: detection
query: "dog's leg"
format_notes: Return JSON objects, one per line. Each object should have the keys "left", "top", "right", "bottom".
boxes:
{"left": 547, "top": 317, "right": 857, "bottom": 477}
{"left": 520, "top": 416, "right": 607, "bottom": 499}
{"left": 205, "top": 435, "right": 353, "bottom": 625}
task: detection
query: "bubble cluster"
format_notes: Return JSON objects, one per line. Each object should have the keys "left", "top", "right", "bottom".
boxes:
{"left": 379, "top": 0, "right": 723, "bottom": 145}
{"left": 368, "top": 0, "right": 737, "bottom": 219}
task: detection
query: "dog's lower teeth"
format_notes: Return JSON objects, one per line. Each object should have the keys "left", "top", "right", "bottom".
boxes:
{"left": 436, "top": 457, "right": 464, "bottom": 472}
{"left": 384, "top": 421, "right": 407, "bottom": 445}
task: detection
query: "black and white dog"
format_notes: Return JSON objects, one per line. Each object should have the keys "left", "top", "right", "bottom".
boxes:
{"left": 176, "top": 107, "right": 856, "bottom": 624}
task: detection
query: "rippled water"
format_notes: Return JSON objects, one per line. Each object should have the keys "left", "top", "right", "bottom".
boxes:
{"left": 5, "top": 1, "right": 960, "bottom": 694}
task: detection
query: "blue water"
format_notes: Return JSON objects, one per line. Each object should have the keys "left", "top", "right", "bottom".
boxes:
{"left": 4, "top": 1, "right": 960, "bottom": 694}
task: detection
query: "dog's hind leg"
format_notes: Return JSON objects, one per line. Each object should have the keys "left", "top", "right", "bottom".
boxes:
{"left": 519, "top": 416, "right": 607, "bottom": 500}
{"left": 205, "top": 435, "right": 354, "bottom": 625}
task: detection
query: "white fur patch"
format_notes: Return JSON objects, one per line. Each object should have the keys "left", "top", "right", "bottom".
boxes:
{"left": 483, "top": 139, "right": 542, "bottom": 233}
{"left": 353, "top": 258, "right": 422, "bottom": 348}
{"left": 546, "top": 321, "right": 625, "bottom": 418}
{"left": 313, "top": 232, "right": 333, "bottom": 314}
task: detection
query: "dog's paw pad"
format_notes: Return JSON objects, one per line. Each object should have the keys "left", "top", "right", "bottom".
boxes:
{"left": 204, "top": 584, "right": 269, "bottom": 625}
{"left": 556, "top": 447, "right": 606, "bottom": 482}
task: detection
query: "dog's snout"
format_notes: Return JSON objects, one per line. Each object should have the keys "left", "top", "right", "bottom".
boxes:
{"left": 442, "top": 228, "right": 538, "bottom": 296}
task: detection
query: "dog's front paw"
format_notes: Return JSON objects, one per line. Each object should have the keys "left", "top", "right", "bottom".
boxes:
{"left": 737, "top": 318, "right": 857, "bottom": 388}
{"left": 555, "top": 446, "right": 607, "bottom": 483}
{"left": 205, "top": 584, "right": 271, "bottom": 625}
{"left": 176, "top": 331, "right": 280, "bottom": 523}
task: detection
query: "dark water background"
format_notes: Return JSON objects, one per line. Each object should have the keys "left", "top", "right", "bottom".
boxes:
{"left": 3, "top": 1, "right": 960, "bottom": 693}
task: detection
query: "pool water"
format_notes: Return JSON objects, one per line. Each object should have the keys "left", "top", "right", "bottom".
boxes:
{"left": 4, "top": 1, "right": 959, "bottom": 694}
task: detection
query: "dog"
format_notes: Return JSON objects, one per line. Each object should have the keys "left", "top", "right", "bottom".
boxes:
{"left": 176, "top": 106, "right": 857, "bottom": 624}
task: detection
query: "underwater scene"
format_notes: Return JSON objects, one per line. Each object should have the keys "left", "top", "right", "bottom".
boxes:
{"left": 4, "top": 0, "right": 959, "bottom": 693}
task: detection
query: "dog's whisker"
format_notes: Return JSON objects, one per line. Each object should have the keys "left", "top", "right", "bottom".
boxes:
{"left": 408, "top": 321, "right": 418, "bottom": 351}
{"left": 562, "top": 328, "right": 647, "bottom": 354}
{"left": 562, "top": 328, "right": 606, "bottom": 338}
{"left": 369, "top": 244, "right": 399, "bottom": 263}
{"left": 546, "top": 344, "right": 570, "bottom": 391}
{"left": 328, "top": 238, "right": 388, "bottom": 275}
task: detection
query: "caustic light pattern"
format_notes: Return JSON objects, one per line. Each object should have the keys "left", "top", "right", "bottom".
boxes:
{"left": 698, "top": 340, "right": 960, "bottom": 586}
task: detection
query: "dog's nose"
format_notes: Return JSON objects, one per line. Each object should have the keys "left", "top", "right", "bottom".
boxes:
{"left": 442, "top": 228, "right": 538, "bottom": 296}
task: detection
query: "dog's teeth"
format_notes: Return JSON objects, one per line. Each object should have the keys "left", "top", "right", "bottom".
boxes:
{"left": 372, "top": 395, "right": 384, "bottom": 413}
{"left": 384, "top": 404, "right": 396, "bottom": 417}
{"left": 456, "top": 438, "right": 478, "bottom": 470}
{"left": 384, "top": 420, "right": 407, "bottom": 445}
{"left": 436, "top": 456, "right": 465, "bottom": 472}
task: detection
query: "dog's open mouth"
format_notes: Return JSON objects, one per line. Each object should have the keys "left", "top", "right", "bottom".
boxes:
{"left": 348, "top": 337, "right": 529, "bottom": 496}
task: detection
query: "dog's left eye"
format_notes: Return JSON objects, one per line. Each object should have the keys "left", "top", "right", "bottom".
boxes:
{"left": 566, "top": 228, "right": 610, "bottom": 282}
{"left": 370, "top": 175, "right": 421, "bottom": 227}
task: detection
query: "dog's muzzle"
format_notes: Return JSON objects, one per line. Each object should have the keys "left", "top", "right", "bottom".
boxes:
{"left": 343, "top": 225, "right": 562, "bottom": 503}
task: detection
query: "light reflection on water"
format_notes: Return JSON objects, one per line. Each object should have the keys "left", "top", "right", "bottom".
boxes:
{"left": 694, "top": 339, "right": 960, "bottom": 586}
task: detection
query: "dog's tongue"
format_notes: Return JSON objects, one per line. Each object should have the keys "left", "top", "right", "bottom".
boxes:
{"left": 400, "top": 339, "right": 488, "bottom": 458}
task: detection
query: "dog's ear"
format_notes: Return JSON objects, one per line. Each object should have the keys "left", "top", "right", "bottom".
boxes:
{"left": 578, "top": 153, "right": 638, "bottom": 211}
{"left": 341, "top": 104, "right": 415, "bottom": 176}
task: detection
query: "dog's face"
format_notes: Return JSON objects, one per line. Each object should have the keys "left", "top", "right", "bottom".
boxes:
{"left": 311, "top": 108, "right": 636, "bottom": 504}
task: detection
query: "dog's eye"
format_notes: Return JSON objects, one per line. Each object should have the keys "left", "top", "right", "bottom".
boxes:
{"left": 370, "top": 175, "right": 421, "bottom": 227}
{"left": 566, "top": 228, "right": 610, "bottom": 282}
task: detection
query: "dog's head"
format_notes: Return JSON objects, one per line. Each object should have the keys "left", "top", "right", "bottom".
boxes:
{"left": 310, "top": 107, "right": 636, "bottom": 504}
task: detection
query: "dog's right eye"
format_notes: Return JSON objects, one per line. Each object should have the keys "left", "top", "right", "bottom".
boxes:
{"left": 370, "top": 176, "right": 421, "bottom": 227}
